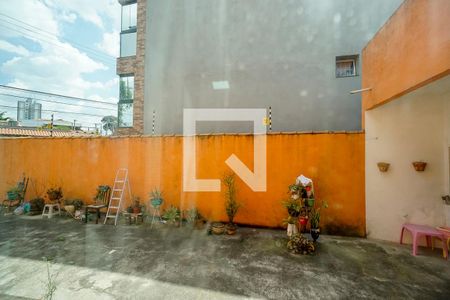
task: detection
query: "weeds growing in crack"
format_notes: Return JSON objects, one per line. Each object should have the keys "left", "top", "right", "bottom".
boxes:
{"left": 42, "top": 257, "right": 58, "bottom": 300}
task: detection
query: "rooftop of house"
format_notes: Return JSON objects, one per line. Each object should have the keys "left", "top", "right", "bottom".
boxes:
{"left": 0, "top": 127, "right": 97, "bottom": 137}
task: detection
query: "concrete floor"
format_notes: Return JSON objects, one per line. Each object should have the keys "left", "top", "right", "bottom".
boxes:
{"left": 0, "top": 215, "right": 449, "bottom": 299}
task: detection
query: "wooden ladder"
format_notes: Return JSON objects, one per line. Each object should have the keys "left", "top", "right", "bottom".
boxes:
{"left": 104, "top": 168, "right": 131, "bottom": 226}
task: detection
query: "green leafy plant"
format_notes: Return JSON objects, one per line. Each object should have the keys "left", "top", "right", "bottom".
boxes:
{"left": 223, "top": 173, "right": 240, "bottom": 224}
{"left": 6, "top": 186, "right": 21, "bottom": 200}
{"left": 30, "top": 198, "right": 45, "bottom": 211}
{"left": 163, "top": 205, "right": 181, "bottom": 224}
{"left": 282, "top": 215, "right": 297, "bottom": 225}
{"left": 46, "top": 187, "right": 63, "bottom": 202}
{"left": 150, "top": 189, "right": 163, "bottom": 207}
{"left": 184, "top": 208, "right": 202, "bottom": 223}
{"left": 287, "top": 233, "right": 315, "bottom": 255}
{"left": 283, "top": 198, "right": 302, "bottom": 217}
{"left": 94, "top": 185, "right": 110, "bottom": 203}
{"left": 150, "top": 189, "right": 163, "bottom": 200}
{"left": 310, "top": 201, "right": 328, "bottom": 229}
{"left": 72, "top": 199, "right": 84, "bottom": 211}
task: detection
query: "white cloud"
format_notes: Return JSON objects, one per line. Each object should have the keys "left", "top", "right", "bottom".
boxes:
{"left": 2, "top": 39, "right": 108, "bottom": 97}
{"left": 0, "top": 0, "right": 120, "bottom": 129}
{"left": 96, "top": 31, "right": 120, "bottom": 57}
{"left": 0, "top": 40, "right": 30, "bottom": 56}
{"left": 44, "top": 0, "right": 121, "bottom": 30}
{"left": 0, "top": 0, "right": 60, "bottom": 38}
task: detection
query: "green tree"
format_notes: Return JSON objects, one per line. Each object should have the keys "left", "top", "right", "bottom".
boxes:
{"left": 101, "top": 116, "right": 118, "bottom": 135}
{"left": 0, "top": 111, "right": 10, "bottom": 121}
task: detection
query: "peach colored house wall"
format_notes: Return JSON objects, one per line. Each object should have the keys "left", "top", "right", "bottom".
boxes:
{"left": 362, "top": 0, "right": 450, "bottom": 114}
{"left": 365, "top": 76, "right": 450, "bottom": 244}
{"left": 0, "top": 133, "right": 365, "bottom": 236}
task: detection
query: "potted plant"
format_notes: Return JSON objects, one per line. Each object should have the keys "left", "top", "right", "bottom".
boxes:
{"left": 287, "top": 233, "right": 315, "bottom": 255}
{"left": 72, "top": 199, "right": 84, "bottom": 212}
{"left": 132, "top": 197, "right": 141, "bottom": 214}
{"left": 412, "top": 161, "right": 427, "bottom": 172}
{"left": 306, "top": 197, "right": 315, "bottom": 207}
{"left": 126, "top": 206, "right": 133, "bottom": 213}
{"left": 377, "top": 162, "right": 390, "bottom": 172}
{"left": 29, "top": 197, "right": 45, "bottom": 214}
{"left": 283, "top": 199, "right": 301, "bottom": 217}
{"left": 7, "top": 186, "right": 21, "bottom": 200}
{"left": 309, "top": 200, "right": 328, "bottom": 242}
{"left": 162, "top": 205, "right": 181, "bottom": 226}
{"left": 283, "top": 216, "right": 298, "bottom": 237}
{"left": 46, "top": 187, "right": 63, "bottom": 202}
{"left": 211, "top": 222, "right": 225, "bottom": 235}
{"left": 298, "top": 215, "right": 308, "bottom": 226}
{"left": 224, "top": 173, "right": 240, "bottom": 235}
{"left": 150, "top": 189, "right": 163, "bottom": 207}
{"left": 185, "top": 208, "right": 205, "bottom": 229}
{"left": 309, "top": 209, "right": 321, "bottom": 242}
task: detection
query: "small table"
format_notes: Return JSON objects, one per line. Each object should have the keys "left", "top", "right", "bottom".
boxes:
{"left": 400, "top": 223, "right": 448, "bottom": 259}
{"left": 122, "top": 212, "right": 143, "bottom": 225}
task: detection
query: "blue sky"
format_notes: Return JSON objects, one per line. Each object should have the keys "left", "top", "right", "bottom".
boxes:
{"left": 0, "top": 0, "right": 121, "bottom": 127}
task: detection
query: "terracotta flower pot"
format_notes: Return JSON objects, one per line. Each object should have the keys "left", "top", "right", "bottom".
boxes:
{"left": 211, "top": 222, "right": 225, "bottom": 235}
{"left": 377, "top": 162, "right": 390, "bottom": 172}
{"left": 226, "top": 223, "right": 237, "bottom": 235}
{"left": 412, "top": 162, "right": 427, "bottom": 172}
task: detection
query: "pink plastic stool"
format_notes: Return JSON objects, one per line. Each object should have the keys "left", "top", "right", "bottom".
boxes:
{"left": 400, "top": 223, "right": 448, "bottom": 259}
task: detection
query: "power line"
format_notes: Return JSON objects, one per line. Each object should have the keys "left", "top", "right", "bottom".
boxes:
{"left": 0, "top": 22, "right": 113, "bottom": 65}
{"left": 0, "top": 85, "right": 117, "bottom": 106}
{"left": 0, "top": 104, "right": 111, "bottom": 118}
{"left": 0, "top": 92, "right": 117, "bottom": 112}
{"left": 0, "top": 12, "right": 116, "bottom": 60}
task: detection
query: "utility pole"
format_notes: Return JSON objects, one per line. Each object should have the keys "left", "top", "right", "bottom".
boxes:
{"left": 73, "top": 119, "right": 76, "bottom": 131}
{"left": 50, "top": 114, "right": 54, "bottom": 137}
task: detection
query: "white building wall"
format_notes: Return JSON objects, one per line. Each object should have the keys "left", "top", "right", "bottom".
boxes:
{"left": 365, "top": 76, "right": 450, "bottom": 244}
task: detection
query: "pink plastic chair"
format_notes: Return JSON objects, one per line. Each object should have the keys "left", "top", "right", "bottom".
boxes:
{"left": 400, "top": 223, "right": 448, "bottom": 259}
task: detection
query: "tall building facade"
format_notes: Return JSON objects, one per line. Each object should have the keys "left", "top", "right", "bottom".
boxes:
{"left": 116, "top": 0, "right": 404, "bottom": 135}
{"left": 17, "top": 98, "right": 42, "bottom": 121}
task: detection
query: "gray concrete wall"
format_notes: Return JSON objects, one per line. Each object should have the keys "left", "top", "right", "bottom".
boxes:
{"left": 143, "top": 0, "right": 403, "bottom": 134}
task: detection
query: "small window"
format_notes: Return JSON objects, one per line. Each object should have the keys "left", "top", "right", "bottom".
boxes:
{"left": 120, "top": 32, "right": 136, "bottom": 57}
{"left": 121, "top": 2, "right": 137, "bottom": 31}
{"left": 336, "top": 55, "right": 358, "bottom": 77}
{"left": 118, "top": 75, "right": 134, "bottom": 127}
{"left": 118, "top": 102, "right": 134, "bottom": 127}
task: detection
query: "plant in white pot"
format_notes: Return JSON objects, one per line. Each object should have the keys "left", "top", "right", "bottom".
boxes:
{"left": 284, "top": 216, "right": 299, "bottom": 237}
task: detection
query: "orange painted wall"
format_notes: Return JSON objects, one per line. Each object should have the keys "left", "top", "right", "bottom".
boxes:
{"left": 362, "top": 0, "right": 450, "bottom": 113}
{"left": 0, "top": 133, "right": 365, "bottom": 236}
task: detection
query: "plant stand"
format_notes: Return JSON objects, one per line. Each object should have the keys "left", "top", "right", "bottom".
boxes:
{"left": 149, "top": 205, "right": 162, "bottom": 228}
{"left": 42, "top": 204, "right": 61, "bottom": 219}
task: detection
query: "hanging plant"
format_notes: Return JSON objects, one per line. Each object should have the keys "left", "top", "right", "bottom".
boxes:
{"left": 412, "top": 161, "right": 427, "bottom": 172}
{"left": 377, "top": 162, "right": 390, "bottom": 172}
